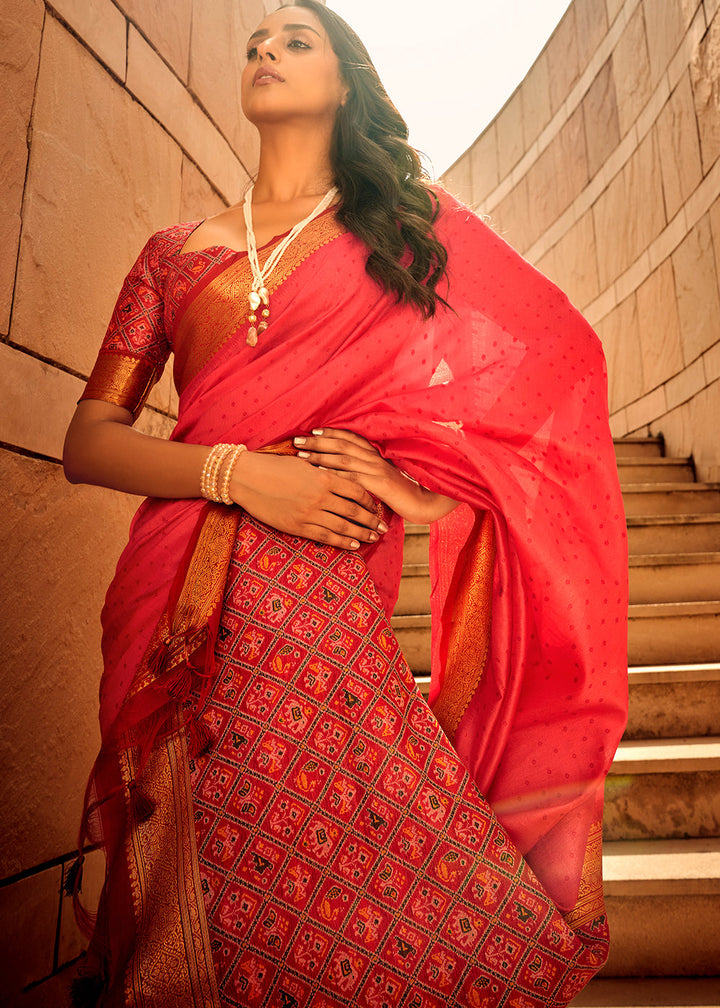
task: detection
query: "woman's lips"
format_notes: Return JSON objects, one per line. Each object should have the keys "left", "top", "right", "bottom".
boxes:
{"left": 253, "top": 68, "right": 285, "bottom": 86}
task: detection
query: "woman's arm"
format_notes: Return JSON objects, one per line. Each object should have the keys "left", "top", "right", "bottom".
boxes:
{"left": 63, "top": 401, "right": 386, "bottom": 549}
{"left": 293, "top": 429, "right": 460, "bottom": 525}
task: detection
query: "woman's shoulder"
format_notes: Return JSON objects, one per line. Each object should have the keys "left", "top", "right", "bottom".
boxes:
{"left": 142, "top": 220, "right": 203, "bottom": 259}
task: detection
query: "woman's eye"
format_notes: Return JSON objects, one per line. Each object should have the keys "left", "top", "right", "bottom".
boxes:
{"left": 288, "top": 38, "right": 310, "bottom": 50}
{"left": 246, "top": 46, "right": 258, "bottom": 60}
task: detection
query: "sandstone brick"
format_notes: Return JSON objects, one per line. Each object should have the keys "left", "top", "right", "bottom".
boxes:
{"left": 657, "top": 70, "right": 703, "bottom": 221}
{"left": 582, "top": 58, "right": 620, "bottom": 179}
{"left": 706, "top": 0, "right": 720, "bottom": 24}
{"left": 635, "top": 260, "right": 684, "bottom": 394}
{"left": 702, "top": 340, "right": 720, "bottom": 383}
{"left": 648, "top": 205, "right": 689, "bottom": 272}
{"left": 665, "top": 355, "right": 707, "bottom": 410}
{"left": 188, "top": 0, "right": 262, "bottom": 163}
{"left": 127, "top": 25, "right": 246, "bottom": 203}
{"left": 441, "top": 154, "right": 473, "bottom": 208}
{"left": 652, "top": 380, "right": 720, "bottom": 482}
{"left": 593, "top": 128, "right": 666, "bottom": 289}
{"left": 575, "top": 0, "right": 609, "bottom": 70}
{"left": 48, "top": 0, "right": 126, "bottom": 79}
{"left": 612, "top": 4, "right": 652, "bottom": 138}
{"left": 609, "top": 408, "right": 629, "bottom": 438}
{"left": 547, "top": 5, "right": 581, "bottom": 116}
{"left": 605, "top": 0, "right": 625, "bottom": 28}
{"left": 521, "top": 52, "right": 552, "bottom": 149}
{"left": 468, "top": 126, "right": 499, "bottom": 207}
{"left": 691, "top": 12, "right": 720, "bottom": 173}
{"left": 117, "top": 0, "right": 192, "bottom": 81}
{"left": 0, "top": 343, "right": 82, "bottom": 459}
{"left": 672, "top": 214, "right": 720, "bottom": 363}
{"left": 490, "top": 175, "right": 531, "bottom": 255}
{"left": 595, "top": 293, "right": 646, "bottom": 413}
{"left": 496, "top": 89, "right": 524, "bottom": 180}
{"left": 625, "top": 384, "right": 668, "bottom": 432}
{"left": 0, "top": 866, "right": 60, "bottom": 994}
{"left": 0, "top": 450, "right": 138, "bottom": 877}
{"left": 536, "top": 210, "right": 600, "bottom": 311}
{"left": 10, "top": 18, "right": 182, "bottom": 375}
{"left": 524, "top": 107, "right": 588, "bottom": 251}
{"left": 180, "top": 155, "right": 228, "bottom": 222}
{"left": 58, "top": 848, "right": 105, "bottom": 965}
{"left": 644, "top": 0, "right": 700, "bottom": 88}
{"left": 0, "top": 0, "right": 44, "bottom": 335}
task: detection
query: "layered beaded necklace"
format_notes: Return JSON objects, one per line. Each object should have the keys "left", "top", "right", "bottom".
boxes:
{"left": 242, "top": 183, "right": 338, "bottom": 346}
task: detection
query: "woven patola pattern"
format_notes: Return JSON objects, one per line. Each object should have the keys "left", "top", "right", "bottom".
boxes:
{"left": 188, "top": 517, "right": 605, "bottom": 1008}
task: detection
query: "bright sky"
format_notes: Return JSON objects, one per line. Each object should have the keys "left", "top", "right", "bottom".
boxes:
{"left": 329, "top": 0, "right": 571, "bottom": 176}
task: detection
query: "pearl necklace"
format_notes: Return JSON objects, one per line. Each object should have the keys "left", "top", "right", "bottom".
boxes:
{"left": 242, "top": 184, "right": 338, "bottom": 346}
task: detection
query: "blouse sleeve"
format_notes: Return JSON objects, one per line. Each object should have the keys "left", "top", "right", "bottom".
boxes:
{"left": 80, "top": 233, "right": 171, "bottom": 419}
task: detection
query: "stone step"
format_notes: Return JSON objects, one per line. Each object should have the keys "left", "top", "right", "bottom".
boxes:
{"left": 617, "top": 458, "right": 695, "bottom": 485}
{"left": 396, "top": 553, "right": 720, "bottom": 613}
{"left": 626, "top": 663, "right": 720, "bottom": 739}
{"left": 626, "top": 514, "right": 720, "bottom": 555}
{"left": 628, "top": 601, "right": 720, "bottom": 665}
{"left": 613, "top": 436, "right": 664, "bottom": 459}
{"left": 394, "top": 602, "right": 720, "bottom": 673}
{"left": 628, "top": 553, "right": 720, "bottom": 604}
{"left": 604, "top": 738, "right": 720, "bottom": 842}
{"left": 600, "top": 838, "right": 720, "bottom": 976}
{"left": 570, "top": 975, "right": 720, "bottom": 1007}
{"left": 412, "top": 664, "right": 720, "bottom": 738}
{"left": 402, "top": 524, "right": 430, "bottom": 564}
{"left": 621, "top": 484, "right": 720, "bottom": 516}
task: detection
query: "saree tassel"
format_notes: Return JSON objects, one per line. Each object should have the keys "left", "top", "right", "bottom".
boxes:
{"left": 188, "top": 716, "right": 214, "bottom": 758}
{"left": 70, "top": 973, "right": 106, "bottom": 1008}
{"left": 165, "top": 661, "right": 193, "bottom": 700}
{"left": 129, "top": 783, "right": 156, "bottom": 823}
{"left": 63, "top": 854, "right": 85, "bottom": 897}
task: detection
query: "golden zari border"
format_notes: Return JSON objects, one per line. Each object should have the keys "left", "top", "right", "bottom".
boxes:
{"left": 174, "top": 212, "right": 345, "bottom": 392}
{"left": 431, "top": 510, "right": 495, "bottom": 740}
{"left": 127, "top": 503, "right": 239, "bottom": 703}
{"left": 119, "top": 724, "right": 220, "bottom": 1007}
{"left": 81, "top": 351, "right": 160, "bottom": 418}
{"left": 564, "top": 820, "right": 605, "bottom": 930}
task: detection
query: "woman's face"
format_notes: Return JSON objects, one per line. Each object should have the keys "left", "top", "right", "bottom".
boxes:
{"left": 241, "top": 7, "right": 348, "bottom": 128}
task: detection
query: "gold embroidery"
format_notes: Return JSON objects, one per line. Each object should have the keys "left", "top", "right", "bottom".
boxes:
{"left": 120, "top": 725, "right": 220, "bottom": 1007}
{"left": 431, "top": 510, "right": 495, "bottom": 739}
{"left": 81, "top": 351, "right": 159, "bottom": 418}
{"left": 174, "top": 212, "right": 345, "bottom": 391}
{"left": 127, "top": 504, "right": 239, "bottom": 702}
{"left": 564, "top": 820, "right": 605, "bottom": 930}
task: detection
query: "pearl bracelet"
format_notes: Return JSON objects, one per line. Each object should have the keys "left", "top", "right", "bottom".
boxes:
{"left": 200, "top": 443, "right": 245, "bottom": 503}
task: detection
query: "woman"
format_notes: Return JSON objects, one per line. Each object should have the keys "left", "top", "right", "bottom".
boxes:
{"left": 64, "top": 3, "right": 628, "bottom": 1006}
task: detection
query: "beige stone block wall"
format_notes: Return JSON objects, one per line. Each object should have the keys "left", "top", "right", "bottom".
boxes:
{"left": 442, "top": 0, "right": 720, "bottom": 481}
{"left": 0, "top": 0, "right": 264, "bottom": 995}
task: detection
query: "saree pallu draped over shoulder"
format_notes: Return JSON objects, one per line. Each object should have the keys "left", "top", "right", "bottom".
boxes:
{"left": 73, "top": 191, "right": 628, "bottom": 1008}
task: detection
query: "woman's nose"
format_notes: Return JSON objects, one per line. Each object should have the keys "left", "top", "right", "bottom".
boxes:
{"left": 257, "top": 38, "right": 277, "bottom": 61}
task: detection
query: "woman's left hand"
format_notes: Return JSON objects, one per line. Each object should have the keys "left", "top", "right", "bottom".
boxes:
{"left": 293, "top": 429, "right": 459, "bottom": 525}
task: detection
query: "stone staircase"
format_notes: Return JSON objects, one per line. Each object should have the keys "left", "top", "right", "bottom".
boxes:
{"left": 393, "top": 435, "right": 720, "bottom": 1004}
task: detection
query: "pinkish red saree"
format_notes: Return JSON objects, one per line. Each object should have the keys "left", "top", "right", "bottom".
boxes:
{"left": 73, "top": 189, "right": 628, "bottom": 1007}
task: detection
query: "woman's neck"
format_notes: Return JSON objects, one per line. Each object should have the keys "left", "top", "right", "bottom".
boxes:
{"left": 252, "top": 124, "right": 336, "bottom": 204}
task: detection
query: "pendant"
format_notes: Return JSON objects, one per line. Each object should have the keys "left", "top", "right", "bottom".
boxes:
{"left": 246, "top": 327, "right": 258, "bottom": 347}
{"left": 248, "top": 290, "right": 261, "bottom": 311}
{"left": 259, "top": 286, "right": 269, "bottom": 305}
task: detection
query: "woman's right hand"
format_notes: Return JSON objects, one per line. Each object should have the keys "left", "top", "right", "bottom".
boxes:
{"left": 229, "top": 451, "right": 387, "bottom": 550}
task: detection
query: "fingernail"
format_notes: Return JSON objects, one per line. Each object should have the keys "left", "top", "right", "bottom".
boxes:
{"left": 294, "top": 436, "right": 306, "bottom": 445}
{"left": 312, "top": 428, "right": 324, "bottom": 435}
{"left": 378, "top": 521, "right": 389, "bottom": 533}
{"left": 369, "top": 532, "right": 378, "bottom": 542}
{"left": 297, "top": 451, "right": 310, "bottom": 459}
{"left": 349, "top": 539, "right": 360, "bottom": 549}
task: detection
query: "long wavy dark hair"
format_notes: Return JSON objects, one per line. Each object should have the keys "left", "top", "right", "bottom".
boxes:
{"left": 286, "top": 0, "right": 449, "bottom": 318}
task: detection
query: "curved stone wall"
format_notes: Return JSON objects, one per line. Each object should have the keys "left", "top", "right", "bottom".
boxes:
{"left": 442, "top": 0, "right": 720, "bottom": 482}
{"left": 0, "top": 0, "right": 266, "bottom": 994}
